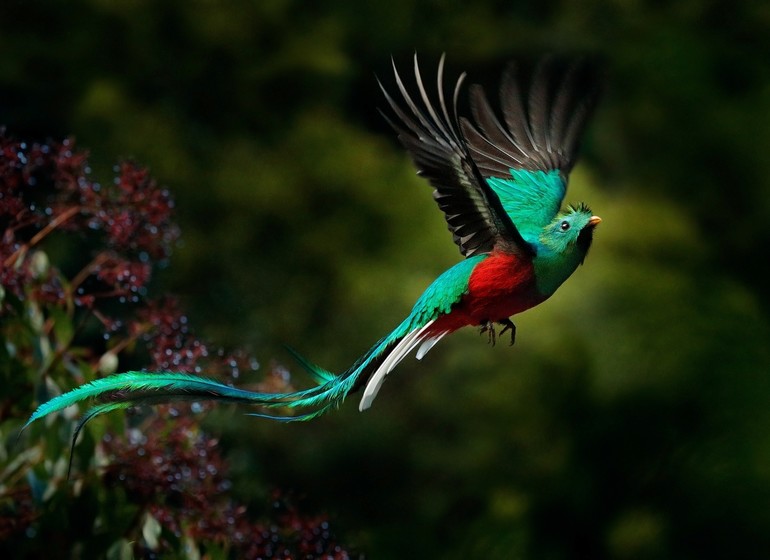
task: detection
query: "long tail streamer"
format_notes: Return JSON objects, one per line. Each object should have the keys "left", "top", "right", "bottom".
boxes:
{"left": 24, "top": 315, "right": 443, "bottom": 435}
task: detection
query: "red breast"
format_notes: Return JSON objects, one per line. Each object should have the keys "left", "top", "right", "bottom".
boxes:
{"left": 429, "top": 251, "right": 544, "bottom": 334}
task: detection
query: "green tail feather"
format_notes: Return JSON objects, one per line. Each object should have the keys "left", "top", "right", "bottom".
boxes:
{"left": 24, "top": 369, "right": 339, "bottom": 431}
{"left": 24, "top": 331, "right": 400, "bottom": 430}
{"left": 23, "top": 367, "right": 350, "bottom": 478}
{"left": 283, "top": 346, "right": 336, "bottom": 384}
{"left": 24, "top": 314, "right": 420, "bottom": 469}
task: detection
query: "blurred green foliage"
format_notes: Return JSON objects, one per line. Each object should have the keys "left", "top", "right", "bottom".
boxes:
{"left": 3, "top": 0, "right": 770, "bottom": 558}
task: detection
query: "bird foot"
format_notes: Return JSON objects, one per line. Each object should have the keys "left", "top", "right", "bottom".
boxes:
{"left": 479, "top": 320, "right": 497, "bottom": 346}
{"left": 498, "top": 318, "right": 517, "bottom": 346}
{"left": 480, "top": 319, "right": 517, "bottom": 347}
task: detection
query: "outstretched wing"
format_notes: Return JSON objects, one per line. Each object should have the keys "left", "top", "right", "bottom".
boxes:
{"left": 380, "top": 54, "right": 534, "bottom": 259}
{"left": 461, "top": 57, "right": 601, "bottom": 240}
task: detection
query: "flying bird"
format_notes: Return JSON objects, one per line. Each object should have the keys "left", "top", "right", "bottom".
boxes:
{"left": 26, "top": 54, "right": 602, "bottom": 437}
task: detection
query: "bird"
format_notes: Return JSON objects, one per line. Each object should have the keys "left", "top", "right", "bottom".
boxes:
{"left": 25, "top": 54, "right": 602, "bottom": 438}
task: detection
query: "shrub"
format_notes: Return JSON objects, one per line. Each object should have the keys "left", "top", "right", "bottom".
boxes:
{"left": 0, "top": 129, "right": 353, "bottom": 559}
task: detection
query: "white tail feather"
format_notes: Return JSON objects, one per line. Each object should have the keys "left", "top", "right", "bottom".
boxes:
{"left": 415, "top": 332, "right": 447, "bottom": 360}
{"left": 359, "top": 320, "right": 435, "bottom": 411}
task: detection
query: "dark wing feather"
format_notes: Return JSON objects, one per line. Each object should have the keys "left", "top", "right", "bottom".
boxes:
{"left": 463, "top": 57, "right": 601, "bottom": 177}
{"left": 500, "top": 63, "right": 537, "bottom": 154}
{"left": 527, "top": 59, "right": 552, "bottom": 154}
{"left": 380, "top": 54, "right": 533, "bottom": 258}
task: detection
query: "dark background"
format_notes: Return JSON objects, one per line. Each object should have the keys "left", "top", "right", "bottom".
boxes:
{"left": 3, "top": 1, "right": 770, "bottom": 558}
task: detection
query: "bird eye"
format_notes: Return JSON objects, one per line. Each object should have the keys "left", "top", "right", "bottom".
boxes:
{"left": 560, "top": 220, "right": 570, "bottom": 231}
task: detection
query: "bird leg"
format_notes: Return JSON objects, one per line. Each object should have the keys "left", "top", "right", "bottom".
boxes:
{"left": 479, "top": 320, "right": 497, "bottom": 346}
{"left": 498, "top": 318, "right": 516, "bottom": 346}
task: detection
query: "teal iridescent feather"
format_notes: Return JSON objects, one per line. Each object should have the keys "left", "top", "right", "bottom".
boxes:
{"left": 486, "top": 169, "right": 567, "bottom": 243}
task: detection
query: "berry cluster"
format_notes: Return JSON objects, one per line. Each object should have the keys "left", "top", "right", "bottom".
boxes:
{"left": 1, "top": 129, "right": 176, "bottom": 309}
{"left": 103, "top": 414, "right": 350, "bottom": 558}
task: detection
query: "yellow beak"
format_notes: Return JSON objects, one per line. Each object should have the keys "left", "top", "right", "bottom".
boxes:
{"left": 588, "top": 216, "right": 602, "bottom": 227}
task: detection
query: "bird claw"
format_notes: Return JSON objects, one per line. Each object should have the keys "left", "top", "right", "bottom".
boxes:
{"left": 480, "top": 319, "right": 517, "bottom": 347}
{"left": 479, "top": 320, "right": 496, "bottom": 346}
{"left": 498, "top": 318, "right": 517, "bottom": 346}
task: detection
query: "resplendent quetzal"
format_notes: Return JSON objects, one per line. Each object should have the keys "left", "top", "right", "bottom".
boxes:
{"left": 26, "top": 54, "right": 602, "bottom": 434}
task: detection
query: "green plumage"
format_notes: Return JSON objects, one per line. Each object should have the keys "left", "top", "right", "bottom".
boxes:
{"left": 408, "top": 254, "right": 485, "bottom": 323}
{"left": 487, "top": 169, "right": 566, "bottom": 242}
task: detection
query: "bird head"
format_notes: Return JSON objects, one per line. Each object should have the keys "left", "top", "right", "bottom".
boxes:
{"left": 541, "top": 202, "right": 601, "bottom": 264}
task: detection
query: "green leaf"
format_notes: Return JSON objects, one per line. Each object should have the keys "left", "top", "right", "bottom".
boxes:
{"left": 106, "top": 539, "right": 133, "bottom": 560}
{"left": 141, "top": 512, "right": 162, "bottom": 550}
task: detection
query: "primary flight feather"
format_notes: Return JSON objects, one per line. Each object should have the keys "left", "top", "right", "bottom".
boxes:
{"left": 26, "top": 54, "right": 602, "bottom": 434}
